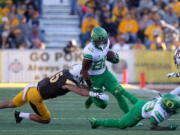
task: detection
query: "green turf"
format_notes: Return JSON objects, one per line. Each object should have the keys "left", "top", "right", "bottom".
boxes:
{"left": 0, "top": 88, "right": 179, "bottom": 135}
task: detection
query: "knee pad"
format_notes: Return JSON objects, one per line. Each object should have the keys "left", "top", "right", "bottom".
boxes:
{"left": 114, "top": 85, "right": 125, "bottom": 96}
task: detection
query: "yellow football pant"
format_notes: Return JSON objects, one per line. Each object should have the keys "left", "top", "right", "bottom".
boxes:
{"left": 12, "top": 87, "right": 51, "bottom": 120}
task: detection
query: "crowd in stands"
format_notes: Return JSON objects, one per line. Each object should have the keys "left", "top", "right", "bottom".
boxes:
{"left": 71, "top": 0, "right": 180, "bottom": 50}
{"left": 0, "top": 0, "right": 44, "bottom": 49}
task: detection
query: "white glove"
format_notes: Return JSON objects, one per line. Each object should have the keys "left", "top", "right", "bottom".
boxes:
{"left": 166, "top": 72, "right": 179, "bottom": 78}
{"left": 89, "top": 92, "right": 109, "bottom": 101}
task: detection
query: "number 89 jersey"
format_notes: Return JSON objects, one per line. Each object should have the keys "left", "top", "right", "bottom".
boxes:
{"left": 141, "top": 98, "right": 170, "bottom": 124}
{"left": 83, "top": 40, "right": 110, "bottom": 75}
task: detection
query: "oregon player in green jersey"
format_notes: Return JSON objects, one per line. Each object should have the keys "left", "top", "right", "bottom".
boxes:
{"left": 89, "top": 93, "right": 180, "bottom": 130}
{"left": 81, "top": 26, "right": 133, "bottom": 113}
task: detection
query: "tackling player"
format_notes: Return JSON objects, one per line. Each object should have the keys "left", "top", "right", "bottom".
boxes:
{"left": 167, "top": 47, "right": 180, "bottom": 95}
{"left": 0, "top": 64, "right": 109, "bottom": 124}
{"left": 81, "top": 26, "right": 133, "bottom": 113}
{"left": 89, "top": 93, "right": 180, "bottom": 130}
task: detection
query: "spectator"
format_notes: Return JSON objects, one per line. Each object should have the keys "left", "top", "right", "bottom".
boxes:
{"left": 102, "top": 16, "right": 117, "bottom": 37}
{"left": 1, "top": 0, "right": 13, "bottom": 17}
{"left": 118, "top": 13, "right": 139, "bottom": 43}
{"left": 138, "top": 0, "right": 154, "bottom": 12}
{"left": 138, "top": 14, "right": 153, "bottom": 43}
{"left": 80, "top": 13, "right": 99, "bottom": 48}
{"left": 150, "top": 34, "right": 167, "bottom": 50}
{"left": 24, "top": 5, "right": 36, "bottom": 22}
{"left": 131, "top": 39, "right": 146, "bottom": 50}
{"left": 144, "top": 20, "right": 163, "bottom": 48}
{"left": 31, "top": 25, "right": 44, "bottom": 42}
{"left": 1, "top": 17, "right": 10, "bottom": 48}
{"left": 160, "top": 20, "right": 180, "bottom": 49}
{"left": 8, "top": 29, "right": 28, "bottom": 49}
{"left": 162, "top": 5, "right": 178, "bottom": 25}
{"left": 17, "top": 16, "right": 32, "bottom": 47}
{"left": 112, "top": 34, "right": 131, "bottom": 51}
{"left": 171, "top": 0, "right": 180, "bottom": 22}
{"left": 63, "top": 40, "right": 80, "bottom": 54}
{"left": 111, "top": 1, "right": 128, "bottom": 24}
{"left": 32, "top": 38, "right": 45, "bottom": 49}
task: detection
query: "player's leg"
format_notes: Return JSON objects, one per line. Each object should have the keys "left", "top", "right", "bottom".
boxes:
{"left": 0, "top": 90, "right": 26, "bottom": 109}
{"left": 116, "top": 85, "right": 139, "bottom": 105}
{"left": 15, "top": 87, "right": 51, "bottom": 124}
{"left": 28, "top": 101, "right": 51, "bottom": 123}
{"left": 104, "top": 71, "right": 139, "bottom": 112}
{"left": 89, "top": 100, "right": 146, "bottom": 129}
{"left": 87, "top": 75, "right": 108, "bottom": 109}
{"left": 103, "top": 71, "right": 129, "bottom": 113}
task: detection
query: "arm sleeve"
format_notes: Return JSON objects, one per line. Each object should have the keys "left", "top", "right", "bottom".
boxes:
{"left": 170, "top": 87, "right": 180, "bottom": 96}
{"left": 149, "top": 116, "right": 158, "bottom": 125}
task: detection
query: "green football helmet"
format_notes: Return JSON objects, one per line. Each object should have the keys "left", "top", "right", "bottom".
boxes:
{"left": 161, "top": 94, "right": 180, "bottom": 112}
{"left": 91, "top": 27, "right": 108, "bottom": 50}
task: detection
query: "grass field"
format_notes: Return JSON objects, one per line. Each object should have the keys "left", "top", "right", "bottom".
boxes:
{"left": 0, "top": 87, "right": 179, "bottom": 135}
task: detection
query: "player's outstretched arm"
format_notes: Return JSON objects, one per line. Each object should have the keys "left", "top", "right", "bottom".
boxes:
{"left": 81, "top": 59, "right": 92, "bottom": 87}
{"left": 150, "top": 123, "right": 178, "bottom": 131}
{"left": 63, "top": 85, "right": 109, "bottom": 100}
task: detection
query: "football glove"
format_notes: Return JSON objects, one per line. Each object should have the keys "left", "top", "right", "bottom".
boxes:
{"left": 111, "top": 53, "right": 119, "bottom": 64}
{"left": 166, "top": 72, "right": 180, "bottom": 78}
{"left": 168, "top": 124, "right": 178, "bottom": 130}
{"left": 89, "top": 91, "right": 109, "bottom": 101}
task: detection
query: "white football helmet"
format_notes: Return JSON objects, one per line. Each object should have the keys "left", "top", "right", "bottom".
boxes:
{"left": 69, "top": 64, "right": 83, "bottom": 83}
{"left": 174, "top": 47, "right": 180, "bottom": 69}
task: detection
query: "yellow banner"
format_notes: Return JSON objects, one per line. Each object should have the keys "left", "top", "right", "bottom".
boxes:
{"left": 134, "top": 50, "right": 178, "bottom": 83}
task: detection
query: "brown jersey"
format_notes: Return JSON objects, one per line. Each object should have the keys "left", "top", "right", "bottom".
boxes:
{"left": 37, "top": 69, "right": 78, "bottom": 99}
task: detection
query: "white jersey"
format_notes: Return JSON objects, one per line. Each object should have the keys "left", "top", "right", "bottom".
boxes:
{"left": 141, "top": 98, "right": 170, "bottom": 124}
{"left": 170, "top": 87, "right": 180, "bottom": 96}
{"left": 83, "top": 40, "right": 110, "bottom": 75}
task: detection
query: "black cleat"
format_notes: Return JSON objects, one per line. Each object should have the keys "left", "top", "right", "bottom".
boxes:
{"left": 14, "top": 111, "right": 23, "bottom": 124}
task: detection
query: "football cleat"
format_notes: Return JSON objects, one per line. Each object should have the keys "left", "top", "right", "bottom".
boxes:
{"left": 88, "top": 117, "right": 98, "bottom": 129}
{"left": 136, "top": 122, "right": 143, "bottom": 126}
{"left": 14, "top": 111, "right": 23, "bottom": 124}
{"left": 85, "top": 97, "right": 93, "bottom": 109}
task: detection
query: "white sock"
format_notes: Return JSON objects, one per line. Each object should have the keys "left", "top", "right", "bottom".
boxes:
{"left": 19, "top": 112, "right": 30, "bottom": 119}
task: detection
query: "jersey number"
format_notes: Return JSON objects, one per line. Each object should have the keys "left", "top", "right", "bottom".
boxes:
{"left": 144, "top": 101, "right": 156, "bottom": 112}
{"left": 92, "top": 58, "right": 105, "bottom": 70}
{"left": 50, "top": 72, "right": 63, "bottom": 83}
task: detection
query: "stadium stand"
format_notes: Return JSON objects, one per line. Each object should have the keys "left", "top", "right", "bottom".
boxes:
{"left": 41, "top": 0, "right": 80, "bottom": 48}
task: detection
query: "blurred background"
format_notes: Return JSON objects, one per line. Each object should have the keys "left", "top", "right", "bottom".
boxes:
{"left": 0, "top": 0, "right": 180, "bottom": 91}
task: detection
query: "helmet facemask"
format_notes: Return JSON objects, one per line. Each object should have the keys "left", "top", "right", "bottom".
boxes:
{"left": 91, "top": 27, "right": 108, "bottom": 51}
{"left": 161, "top": 94, "right": 180, "bottom": 113}
{"left": 94, "top": 40, "right": 107, "bottom": 50}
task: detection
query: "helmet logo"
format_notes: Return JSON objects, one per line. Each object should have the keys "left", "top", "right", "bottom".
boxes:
{"left": 165, "top": 100, "right": 174, "bottom": 109}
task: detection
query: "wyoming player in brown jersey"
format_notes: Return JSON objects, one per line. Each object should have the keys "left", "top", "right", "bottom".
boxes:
{"left": 0, "top": 65, "right": 109, "bottom": 124}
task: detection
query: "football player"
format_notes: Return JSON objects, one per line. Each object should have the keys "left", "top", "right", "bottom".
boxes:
{"left": 167, "top": 47, "right": 180, "bottom": 96}
{"left": 0, "top": 64, "right": 109, "bottom": 124}
{"left": 81, "top": 26, "right": 133, "bottom": 113}
{"left": 89, "top": 93, "right": 180, "bottom": 130}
